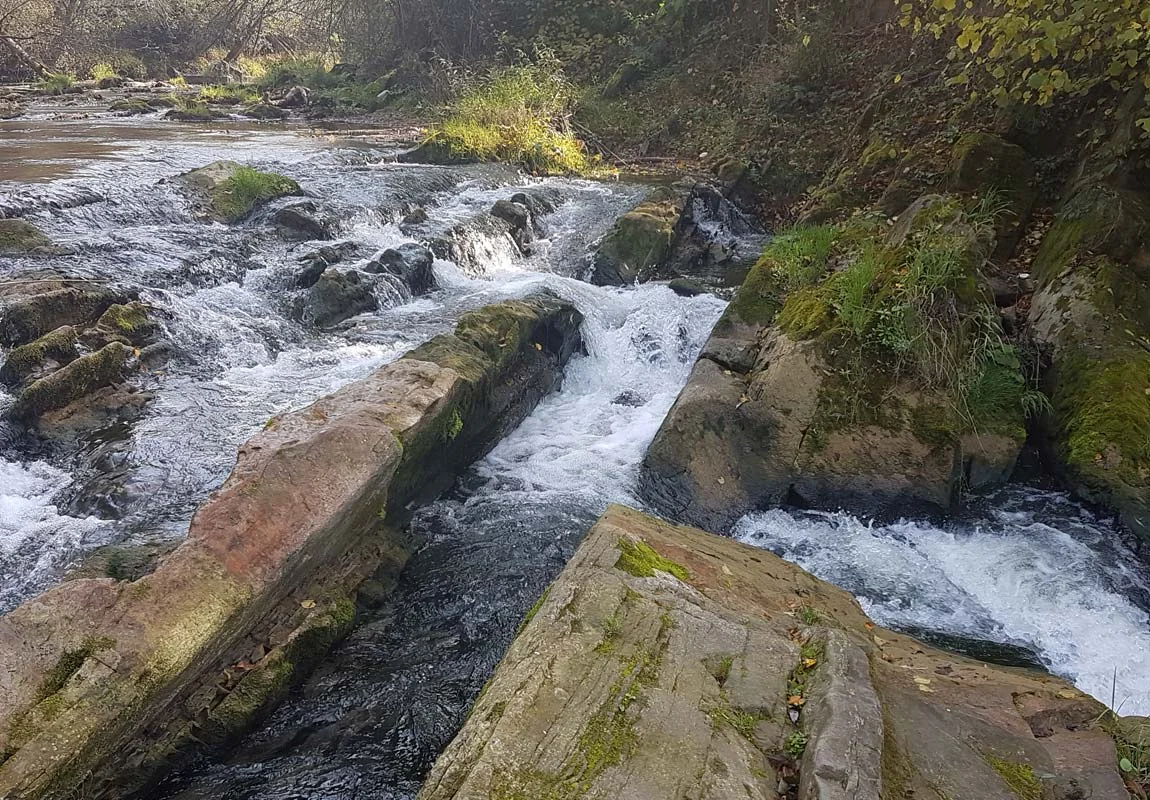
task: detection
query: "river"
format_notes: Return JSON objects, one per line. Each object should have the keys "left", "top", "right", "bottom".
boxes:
{"left": 0, "top": 111, "right": 1147, "bottom": 799}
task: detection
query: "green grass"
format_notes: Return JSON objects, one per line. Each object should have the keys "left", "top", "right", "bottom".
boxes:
{"left": 199, "top": 84, "right": 259, "bottom": 105}
{"left": 37, "top": 73, "right": 76, "bottom": 96}
{"left": 422, "top": 63, "right": 592, "bottom": 175}
{"left": 211, "top": 167, "right": 300, "bottom": 222}
{"left": 258, "top": 57, "right": 339, "bottom": 90}
{"left": 90, "top": 63, "right": 116, "bottom": 82}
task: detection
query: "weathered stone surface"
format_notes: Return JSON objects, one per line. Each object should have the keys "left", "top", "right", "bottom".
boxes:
{"left": 591, "top": 188, "right": 682, "bottom": 285}
{"left": 665, "top": 184, "right": 769, "bottom": 288}
{"left": 0, "top": 325, "right": 78, "bottom": 388}
{"left": 1029, "top": 181, "right": 1150, "bottom": 544}
{"left": 0, "top": 295, "right": 582, "bottom": 799}
{"left": 293, "top": 242, "right": 360, "bottom": 288}
{"left": 421, "top": 506, "right": 1126, "bottom": 800}
{"left": 950, "top": 132, "right": 1037, "bottom": 258}
{"left": 273, "top": 202, "right": 332, "bottom": 240}
{"left": 292, "top": 267, "right": 379, "bottom": 327}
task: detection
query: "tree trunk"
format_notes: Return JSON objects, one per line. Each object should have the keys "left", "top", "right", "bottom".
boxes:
{"left": 0, "top": 35, "right": 50, "bottom": 77}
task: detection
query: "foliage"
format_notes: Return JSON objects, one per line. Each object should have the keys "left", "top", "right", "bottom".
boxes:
{"left": 89, "top": 62, "right": 116, "bottom": 81}
{"left": 37, "top": 73, "right": 76, "bottom": 95}
{"left": 199, "top": 84, "right": 259, "bottom": 104}
{"left": 900, "top": 0, "right": 1150, "bottom": 132}
{"left": 258, "top": 57, "right": 339, "bottom": 89}
{"left": 424, "top": 60, "right": 592, "bottom": 175}
{"left": 784, "top": 731, "right": 809, "bottom": 758}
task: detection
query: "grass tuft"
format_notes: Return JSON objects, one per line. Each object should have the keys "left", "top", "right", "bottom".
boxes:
{"left": 614, "top": 538, "right": 689, "bottom": 582}
{"left": 37, "top": 73, "right": 76, "bottom": 96}
{"left": 211, "top": 167, "right": 300, "bottom": 222}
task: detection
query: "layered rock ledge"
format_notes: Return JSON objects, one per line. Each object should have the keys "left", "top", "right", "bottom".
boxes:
{"left": 0, "top": 294, "right": 583, "bottom": 800}
{"left": 420, "top": 505, "right": 1127, "bottom": 800}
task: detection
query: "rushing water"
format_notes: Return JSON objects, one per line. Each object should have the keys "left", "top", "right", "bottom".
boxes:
{"left": 1, "top": 114, "right": 1148, "bottom": 799}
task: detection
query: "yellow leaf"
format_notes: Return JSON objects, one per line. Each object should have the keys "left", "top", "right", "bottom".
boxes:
{"left": 893, "top": 73, "right": 903, "bottom": 84}
{"left": 802, "top": 658, "right": 818, "bottom": 669}
{"left": 301, "top": 599, "right": 316, "bottom": 609}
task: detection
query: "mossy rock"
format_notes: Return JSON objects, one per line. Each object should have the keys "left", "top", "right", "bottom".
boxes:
{"left": 242, "top": 102, "right": 289, "bottom": 121}
{"left": 7, "top": 341, "right": 131, "bottom": 422}
{"left": 0, "top": 219, "right": 56, "bottom": 256}
{"left": 950, "top": 132, "right": 1037, "bottom": 258}
{"left": 90, "top": 302, "right": 158, "bottom": 346}
{"left": 0, "top": 325, "right": 78, "bottom": 388}
{"left": 591, "top": 190, "right": 681, "bottom": 286}
{"left": 0, "top": 286, "right": 124, "bottom": 346}
{"left": 1033, "top": 183, "right": 1150, "bottom": 285}
{"left": 177, "top": 160, "right": 302, "bottom": 223}
{"left": 108, "top": 97, "right": 153, "bottom": 115}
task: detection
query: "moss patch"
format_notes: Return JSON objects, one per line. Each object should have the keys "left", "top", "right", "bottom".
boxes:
{"left": 9, "top": 341, "right": 131, "bottom": 421}
{"left": 0, "top": 219, "right": 54, "bottom": 254}
{"left": 516, "top": 586, "right": 551, "bottom": 635}
{"left": 614, "top": 538, "right": 689, "bottom": 582}
{"left": 984, "top": 755, "right": 1042, "bottom": 800}
{"left": 37, "top": 636, "right": 115, "bottom": 701}
{"left": 0, "top": 326, "right": 77, "bottom": 386}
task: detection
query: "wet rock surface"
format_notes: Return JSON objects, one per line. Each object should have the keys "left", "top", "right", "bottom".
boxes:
{"left": 420, "top": 505, "right": 1129, "bottom": 800}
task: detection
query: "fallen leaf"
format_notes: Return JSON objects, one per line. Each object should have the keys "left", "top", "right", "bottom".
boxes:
{"left": 788, "top": 695, "right": 806, "bottom": 707}
{"left": 802, "top": 658, "right": 818, "bottom": 669}
{"left": 300, "top": 599, "right": 316, "bottom": 609}
{"left": 1057, "top": 688, "right": 1079, "bottom": 699}
{"left": 534, "top": 342, "right": 542, "bottom": 350}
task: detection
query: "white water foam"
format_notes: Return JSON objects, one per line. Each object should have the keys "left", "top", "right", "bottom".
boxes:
{"left": 0, "top": 458, "right": 106, "bottom": 611}
{"left": 734, "top": 491, "right": 1150, "bottom": 714}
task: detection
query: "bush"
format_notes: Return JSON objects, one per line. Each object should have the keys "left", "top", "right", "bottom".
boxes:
{"left": 258, "top": 57, "right": 340, "bottom": 90}
{"left": 90, "top": 63, "right": 116, "bottom": 82}
{"left": 422, "top": 61, "right": 593, "bottom": 175}
{"left": 37, "top": 73, "right": 76, "bottom": 96}
{"left": 198, "top": 84, "right": 259, "bottom": 105}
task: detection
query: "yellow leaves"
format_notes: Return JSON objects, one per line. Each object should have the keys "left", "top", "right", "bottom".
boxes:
{"left": 300, "top": 599, "right": 316, "bottom": 609}
{"left": 801, "top": 657, "right": 819, "bottom": 670}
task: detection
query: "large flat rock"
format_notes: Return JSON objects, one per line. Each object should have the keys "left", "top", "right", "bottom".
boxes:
{"left": 420, "top": 506, "right": 1128, "bottom": 800}
{"left": 0, "top": 294, "right": 582, "bottom": 800}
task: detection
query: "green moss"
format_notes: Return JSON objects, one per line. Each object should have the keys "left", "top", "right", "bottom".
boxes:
{"left": 910, "top": 403, "right": 960, "bottom": 449}
{"left": 207, "top": 652, "right": 294, "bottom": 739}
{"left": 210, "top": 167, "right": 300, "bottom": 222}
{"left": 708, "top": 694, "right": 761, "bottom": 740}
{"left": 778, "top": 285, "right": 832, "bottom": 338}
{"left": 444, "top": 408, "right": 465, "bottom": 441}
{"left": 37, "top": 73, "right": 75, "bottom": 95}
{"left": 1033, "top": 184, "right": 1150, "bottom": 283}
{"left": 984, "top": 755, "right": 1042, "bottom": 800}
{"left": 9, "top": 341, "right": 131, "bottom": 421}
{"left": 1054, "top": 352, "right": 1150, "bottom": 488}
{"left": 0, "top": 326, "right": 77, "bottom": 385}
{"left": 614, "top": 538, "right": 689, "bottom": 582}
{"left": 37, "top": 636, "right": 115, "bottom": 700}
{"left": 109, "top": 97, "right": 154, "bottom": 114}
{"left": 198, "top": 83, "right": 259, "bottom": 105}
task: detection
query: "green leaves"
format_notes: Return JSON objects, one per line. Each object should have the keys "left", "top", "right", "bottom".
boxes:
{"left": 1120, "top": 757, "right": 1136, "bottom": 773}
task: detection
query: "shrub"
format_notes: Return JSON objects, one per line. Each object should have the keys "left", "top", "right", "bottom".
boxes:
{"left": 90, "top": 63, "right": 116, "bottom": 82}
{"left": 37, "top": 73, "right": 76, "bottom": 96}
{"left": 422, "top": 60, "right": 593, "bottom": 175}
{"left": 258, "top": 57, "right": 339, "bottom": 90}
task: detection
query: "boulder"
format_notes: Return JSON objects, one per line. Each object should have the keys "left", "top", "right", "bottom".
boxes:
{"left": 642, "top": 198, "right": 1025, "bottom": 532}
{"left": 108, "top": 97, "right": 153, "bottom": 115}
{"left": 293, "top": 242, "right": 359, "bottom": 288}
{"left": 364, "top": 243, "right": 436, "bottom": 296}
{"left": 0, "top": 295, "right": 583, "bottom": 799}
{"left": 176, "top": 160, "right": 302, "bottom": 223}
{"left": 6, "top": 342, "right": 132, "bottom": 422}
{"left": 0, "top": 100, "right": 24, "bottom": 120}
{"left": 0, "top": 286, "right": 126, "bottom": 346}
{"left": 590, "top": 188, "right": 682, "bottom": 286}
{"left": 272, "top": 202, "right": 332, "bottom": 240}
{"left": 0, "top": 325, "right": 78, "bottom": 388}
{"left": 1029, "top": 182, "right": 1150, "bottom": 544}
{"left": 275, "top": 85, "right": 310, "bottom": 109}
{"left": 242, "top": 102, "right": 289, "bottom": 121}
{"left": 84, "top": 302, "right": 159, "bottom": 347}
{"left": 292, "top": 268, "right": 378, "bottom": 327}
{"left": 420, "top": 505, "right": 1128, "bottom": 800}
{"left": 491, "top": 198, "right": 538, "bottom": 253}
{"left": 665, "top": 184, "right": 769, "bottom": 287}
{"left": 0, "top": 219, "right": 57, "bottom": 256}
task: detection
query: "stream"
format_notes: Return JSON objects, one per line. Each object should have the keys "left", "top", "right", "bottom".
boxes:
{"left": 1, "top": 112, "right": 1148, "bottom": 799}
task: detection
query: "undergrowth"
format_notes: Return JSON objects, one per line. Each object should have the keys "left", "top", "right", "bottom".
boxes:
{"left": 422, "top": 59, "right": 594, "bottom": 175}
{"left": 37, "top": 73, "right": 76, "bottom": 95}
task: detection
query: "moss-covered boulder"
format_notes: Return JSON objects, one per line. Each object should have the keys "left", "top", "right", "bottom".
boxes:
{"left": 0, "top": 325, "right": 78, "bottom": 388}
{"left": 0, "top": 219, "right": 56, "bottom": 256}
{"left": 6, "top": 342, "right": 131, "bottom": 422}
{"left": 642, "top": 198, "right": 1029, "bottom": 531}
{"left": 85, "top": 302, "right": 159, "bottom": 347}
{"left": 108, "top": 97, "right": 154, "bottom": 115}
{"left": 1029, "top": 182, "right": 1150, "bottom": 542}
{"left": 176, "top": 160, "right": 302, "bottom": 223}
{"left": 291, "top": 268, "right": 379, "bottom": 327}
{"left": 421, "top": 505, "right": 1127, "bottom": 800}
{"left": 590, "top": 188, "right": 682, "bottom": 285}
{"left": 0, "top": 286, "right": 126, "bottom": 346}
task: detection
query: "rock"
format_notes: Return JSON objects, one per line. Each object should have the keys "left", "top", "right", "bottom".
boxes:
{"left": 0, "top": 286, "right": 126, "bottom": 346}
{"left": 491, "top": 199, "right": 536, "bottom": 253}
{"left": 0, "top": 100, "right": 25, "bottom": 119}
{"left": 293, "top": 268, "right": 379, "bottom": 327}
{"left": 950, "top": 132, "right": 1037, "bottom": 259}
{"left": 401, "top": 207, "right": 429, "bottom": 229}
{"left": 293, "top": 242, "right": 359, "bottom": 288}
{"left": 1028, "top": 181, "right": 1150, "bottom": 544}
{"left": 85, "top": 302, "right": 159, "bottom": 347}
{"left": 642, "top": 199, "right": 1024, "bottom": 532}
{"left": 176, "top": 160, "right": 302, "bottom": 223}
{"left": 275, "top": 85, "right": 310, "bottom": 109}
{"left": 364, "top": 243, "right": 436, "bottom": 296}
{"left": 0, "top": 295, "right": 582, "bottom": 799}
{"left": 419, "top": 506, "right": 1127, "bottom": 800}
{"left": 0, "top": 325, "right": 78, "bottom": 388}
{"left": 590, "top": 188, "right": 682, "bottom": 285}
{"left": 242, "top": 102, "right": 289, "bottom": 120}
{"left": 0, "top": 219, "right": 57, "bottom": 255}
{"left": 6, "top": 342, "right": 132, "bottom": 422}
{"left": 273, "top": 202, "right": 332, "bottom": 240}
{"left": 668, "top": 277, "right": 707, "bottom": 297}
{"left": 108, "top": 97, "right": 154, "bottom": 115}
{"left": 666, "top": 184, "right": 768, "bottom": 287}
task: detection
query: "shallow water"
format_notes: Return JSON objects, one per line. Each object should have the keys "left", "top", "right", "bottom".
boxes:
{"left": 1, "top": 114, "right": 1147, "bottom": 799}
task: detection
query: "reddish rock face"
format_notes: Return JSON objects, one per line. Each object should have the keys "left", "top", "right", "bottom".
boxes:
{"left": 0, "top": 294, "right": 582, "bottom": 800}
